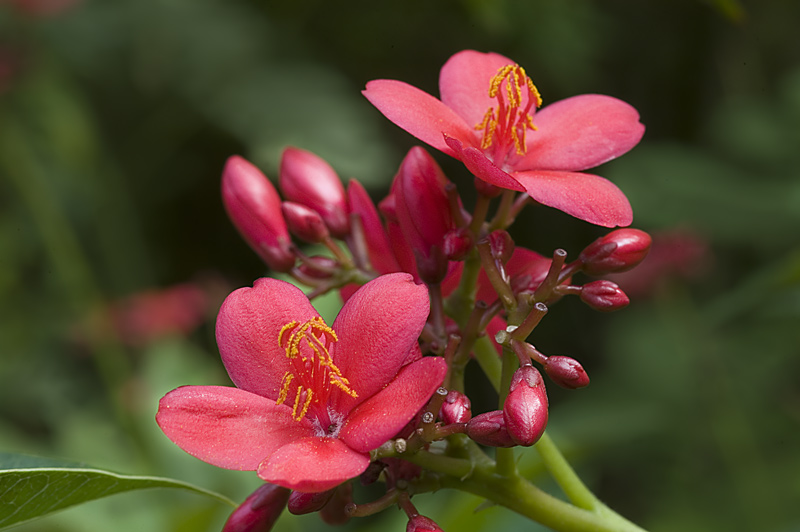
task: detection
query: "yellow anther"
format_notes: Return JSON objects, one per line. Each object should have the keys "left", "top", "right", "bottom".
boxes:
{"left": 276, "top": 372, "right": 294, "bottom": 406}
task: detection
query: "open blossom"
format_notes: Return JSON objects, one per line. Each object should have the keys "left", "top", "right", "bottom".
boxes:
{"left": 157, "top": 273, "right": 446, "bottom": 492}
{"left": 363, "top": 50, "right": 645, "bottom": 227}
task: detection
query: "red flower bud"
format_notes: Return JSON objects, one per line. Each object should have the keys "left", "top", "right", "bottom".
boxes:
{"left": 287, "top": 488, "right": 335, "bottom": 515}
{"left": 393, "top": 147, "right": 455, "bottom": 284}
{"left": 221, "top": 156, "right": 295, "bottom": 272}
{"left": 279, "top": 147, "right": 350, "bottom": 238}
{"left": 222, "top": 483, "right": 290, "bottom": 532}
{"left": 281, "top": 201, "right": 330, "bottom": 243}
{"left": 439, "top": 390, "right": 472, "bottom": 424}
{"left": 296, "top": 255, "right": 338, "bottom": 280}
{"left": 580, "top": 280, "right": 630, "bottom": 312}
{"left": 347, "top": 179, "right": 401, "bottom": 274}
{"left": 466, "top": 410, "right": 515, "bottom": 447}
{"left": 579, "top": 228, "right": 652, "bottom": 276}
{"left": 544, "top": 356, "right": 590, "bottom": 389}
{"left": 489, "top": 230, "right": 515, "bottom": 266}
{"left": 407, "top": 514, "right": 444, "bottom": 532}
{"left": 503, "top": 365, "right": 548, "bottom": 446}
{"left": 319, "top": 483, "right": 352, "bottom": 525}
{"left": 442, "top": 228, "right": 472, "bottom": 261}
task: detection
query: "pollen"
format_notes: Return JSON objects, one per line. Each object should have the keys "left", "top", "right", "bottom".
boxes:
{"left": 475, "top": 64, "right": 542, "bottom": 158}
{"left": 276, "top": 317, "right": 357, "bottom": 422}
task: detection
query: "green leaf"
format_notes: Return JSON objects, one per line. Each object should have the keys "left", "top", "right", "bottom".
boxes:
{"left": 0, "top": 453, "right": 235, "bottom": 530}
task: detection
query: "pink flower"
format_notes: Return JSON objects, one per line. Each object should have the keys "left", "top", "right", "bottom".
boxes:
{"left": 157, "top": 273, "right": 446, "bottom": 493}
{"left": 363, "top": 50, "right": 645, "bottom": 227}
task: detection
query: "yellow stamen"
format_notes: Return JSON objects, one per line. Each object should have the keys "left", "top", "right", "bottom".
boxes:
{"left": 276, "top": 317, "right": 357, "bottom": 422}
{"left": 475, "top": 64, "right": 543, "bottom": 157}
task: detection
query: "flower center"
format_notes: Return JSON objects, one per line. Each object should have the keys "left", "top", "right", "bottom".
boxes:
{"left": 276, "top": 317, "right": 357, "bottom": 422}
{"left": 474, "top": 64, "right": 542, "bottom": 163}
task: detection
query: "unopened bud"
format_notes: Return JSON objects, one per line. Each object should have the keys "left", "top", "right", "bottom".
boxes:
{"left": 222, "top": 483, "right": 290, "bottom": 532}
{"left": 503, "top": 365, "right": 548, "bottom": 446}
{"left": 287, "top": 488, "right": 335, "bottom": 515}
{"left": 466, "top": 410, "right": 515, "bottom": 447}
{"left": 221, "top": 156, "right": 295, "bottom": 272}
{"left": 407, "top": 514, "right": 444, "bottom": 532}
{"left": 279, "top": 147, "right": 350, "bottom": 238}
{"left": 544, "top": 356, "right": 590, "bottom": 389}
{"left": 282, "top": 202, "right": 330, "bottom": 243}
{"left": 393, "top": 147, "right": 455, "bottom": 284}
{"left": 297, "top": 255, "right": 338, "bottom": 280}
{"left": 439, "top": 390, "right": 472, "bottom": 424}
{"left": 489, "top": 230, "right": 514, "bottom": 266}
{"left": 580, "top": 280, "right": 630, "bottom": 312}
{"left": 319, "top": 483, "right": 352, "bottom": 525}
{"left": 579, "top": 228, "right": 651, "bottom": 276}
{"left": 473, "top": 176, "right": 503, "bottom": 198}
{"left": 359, "top": 461, "right": 386, "bottom": 486}
{"left": 443, "top": 228, "right": 472, "bottom": 261}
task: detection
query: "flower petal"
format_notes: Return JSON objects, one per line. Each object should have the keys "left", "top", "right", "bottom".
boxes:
{"left": 439, "top": 50, "right": 515, "bottom": 129}
{"left": 328, "top": 273, "right": 429, "bottom": 414}
{"left": 347, "top": 179, "right": 401, "bottom": 275}
{"left": 521, "top": 95, "right": 645, "bottom": 172}
{"left": 512, "top": 170, "right": 633, "bottom": 227}
{"left": 363, "top": 80, "right": 477, "bottom": 155}
{"left": 216, "top": 278, "right": 321, "bottom": 399}
{"left": 339, "top": 356, "right": 447, "bottom": 453}
{"left": 444, "top": 136, "right": 525, "bottom": 191}
{"left": 156, "top": 385, "right": 314, "bottom": 471}
{"left": 257, "top": 436, "right": 370, "bottom": 493}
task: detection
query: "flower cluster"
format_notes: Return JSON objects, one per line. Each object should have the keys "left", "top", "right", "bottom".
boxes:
{"left": 157, "top": 50, "right": 650, "bottom": 532}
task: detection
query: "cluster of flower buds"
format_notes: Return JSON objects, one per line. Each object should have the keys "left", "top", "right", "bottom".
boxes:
{"left": 222, "top": 146, "right": 471, "bottom": 293}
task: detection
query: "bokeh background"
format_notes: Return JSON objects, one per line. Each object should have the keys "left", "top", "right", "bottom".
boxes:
{"left": 1, "top": 0, "right": 799, "bottom": 531}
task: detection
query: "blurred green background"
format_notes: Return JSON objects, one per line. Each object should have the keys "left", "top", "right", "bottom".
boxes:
{"left": 1, "top": 0, "right": 799, "bottom": 531}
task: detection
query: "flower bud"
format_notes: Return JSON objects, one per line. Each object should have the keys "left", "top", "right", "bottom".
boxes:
{"left": 359, "top": 460, "right": 386, "bottom": 486}
{"left": 347, "top": 179, "right": 401, "bottom": 274}
{"left": 442, "top": 228, "right": 472, "bottom": 261}
{"left": 439, "top": 390, "right": 472, "bottom": 424}
{"left": 473, "top": 175, "right": 503, "bottom": 198}
{"left": 393, "top": 147, "right": 455, "bottom": 284}
{"left": 281, "top": 201, "right": 330, "bottom": 243}
{"left": 466, "top": 410, "right": 515, "bottom": 447}
{"left": 279, "top": 147, "right": 350, "bottom": 238}
{"left": 407, "top": 514, "right": 444, "bottom": 532}
{"left": 222, "top": 483, "right": 290, "bottom": 532}
{"left": 296, "top": 255, "right": 338, "bottom": 280}
{"left": 221, "top": 156, "right": 295, "bottom": 272}
{"left": 319, "top": 482, "right": 352, "bottom": 525}
{"left": 544, "top": 356, "right": 590, "bottom": 389}
{"left": 287, "top": 488, "right": 335, "bottom": 515}
{"left": 489, "top": 230, "right": 514, "bottom": 266}
{"left": 580, "top": 280, "right": 630, "bottom": 312}
{"left": 503, "top": 365, "right": 548, "bottom": 447}
{"left": 579, "top": 228, "right": 651, "bottom": 276}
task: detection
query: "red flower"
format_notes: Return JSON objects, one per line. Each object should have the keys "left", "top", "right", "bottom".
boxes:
{"left": 157, "top": 273, "right": 446, "bottom": 492}
{"left": 363, "top": 50, "right": 645, "bottom": 227}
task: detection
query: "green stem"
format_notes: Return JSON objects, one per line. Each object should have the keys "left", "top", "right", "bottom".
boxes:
{"left": 488, "top": 189, "right": 516, "bottom": 231}
{"left": 535, "top": 433, "right": 600, "bottom": 511}
{"left": 495, "top": 344, "right": 518, "bottom": 477}
{"left": 439, "top": 474, "right": 647, "bottom": 532}
{"left": 472, "top": 336, "right": 502, "bottom": 390}
{"left": 401, "top": 450, "right": 474, "bottom": 479}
